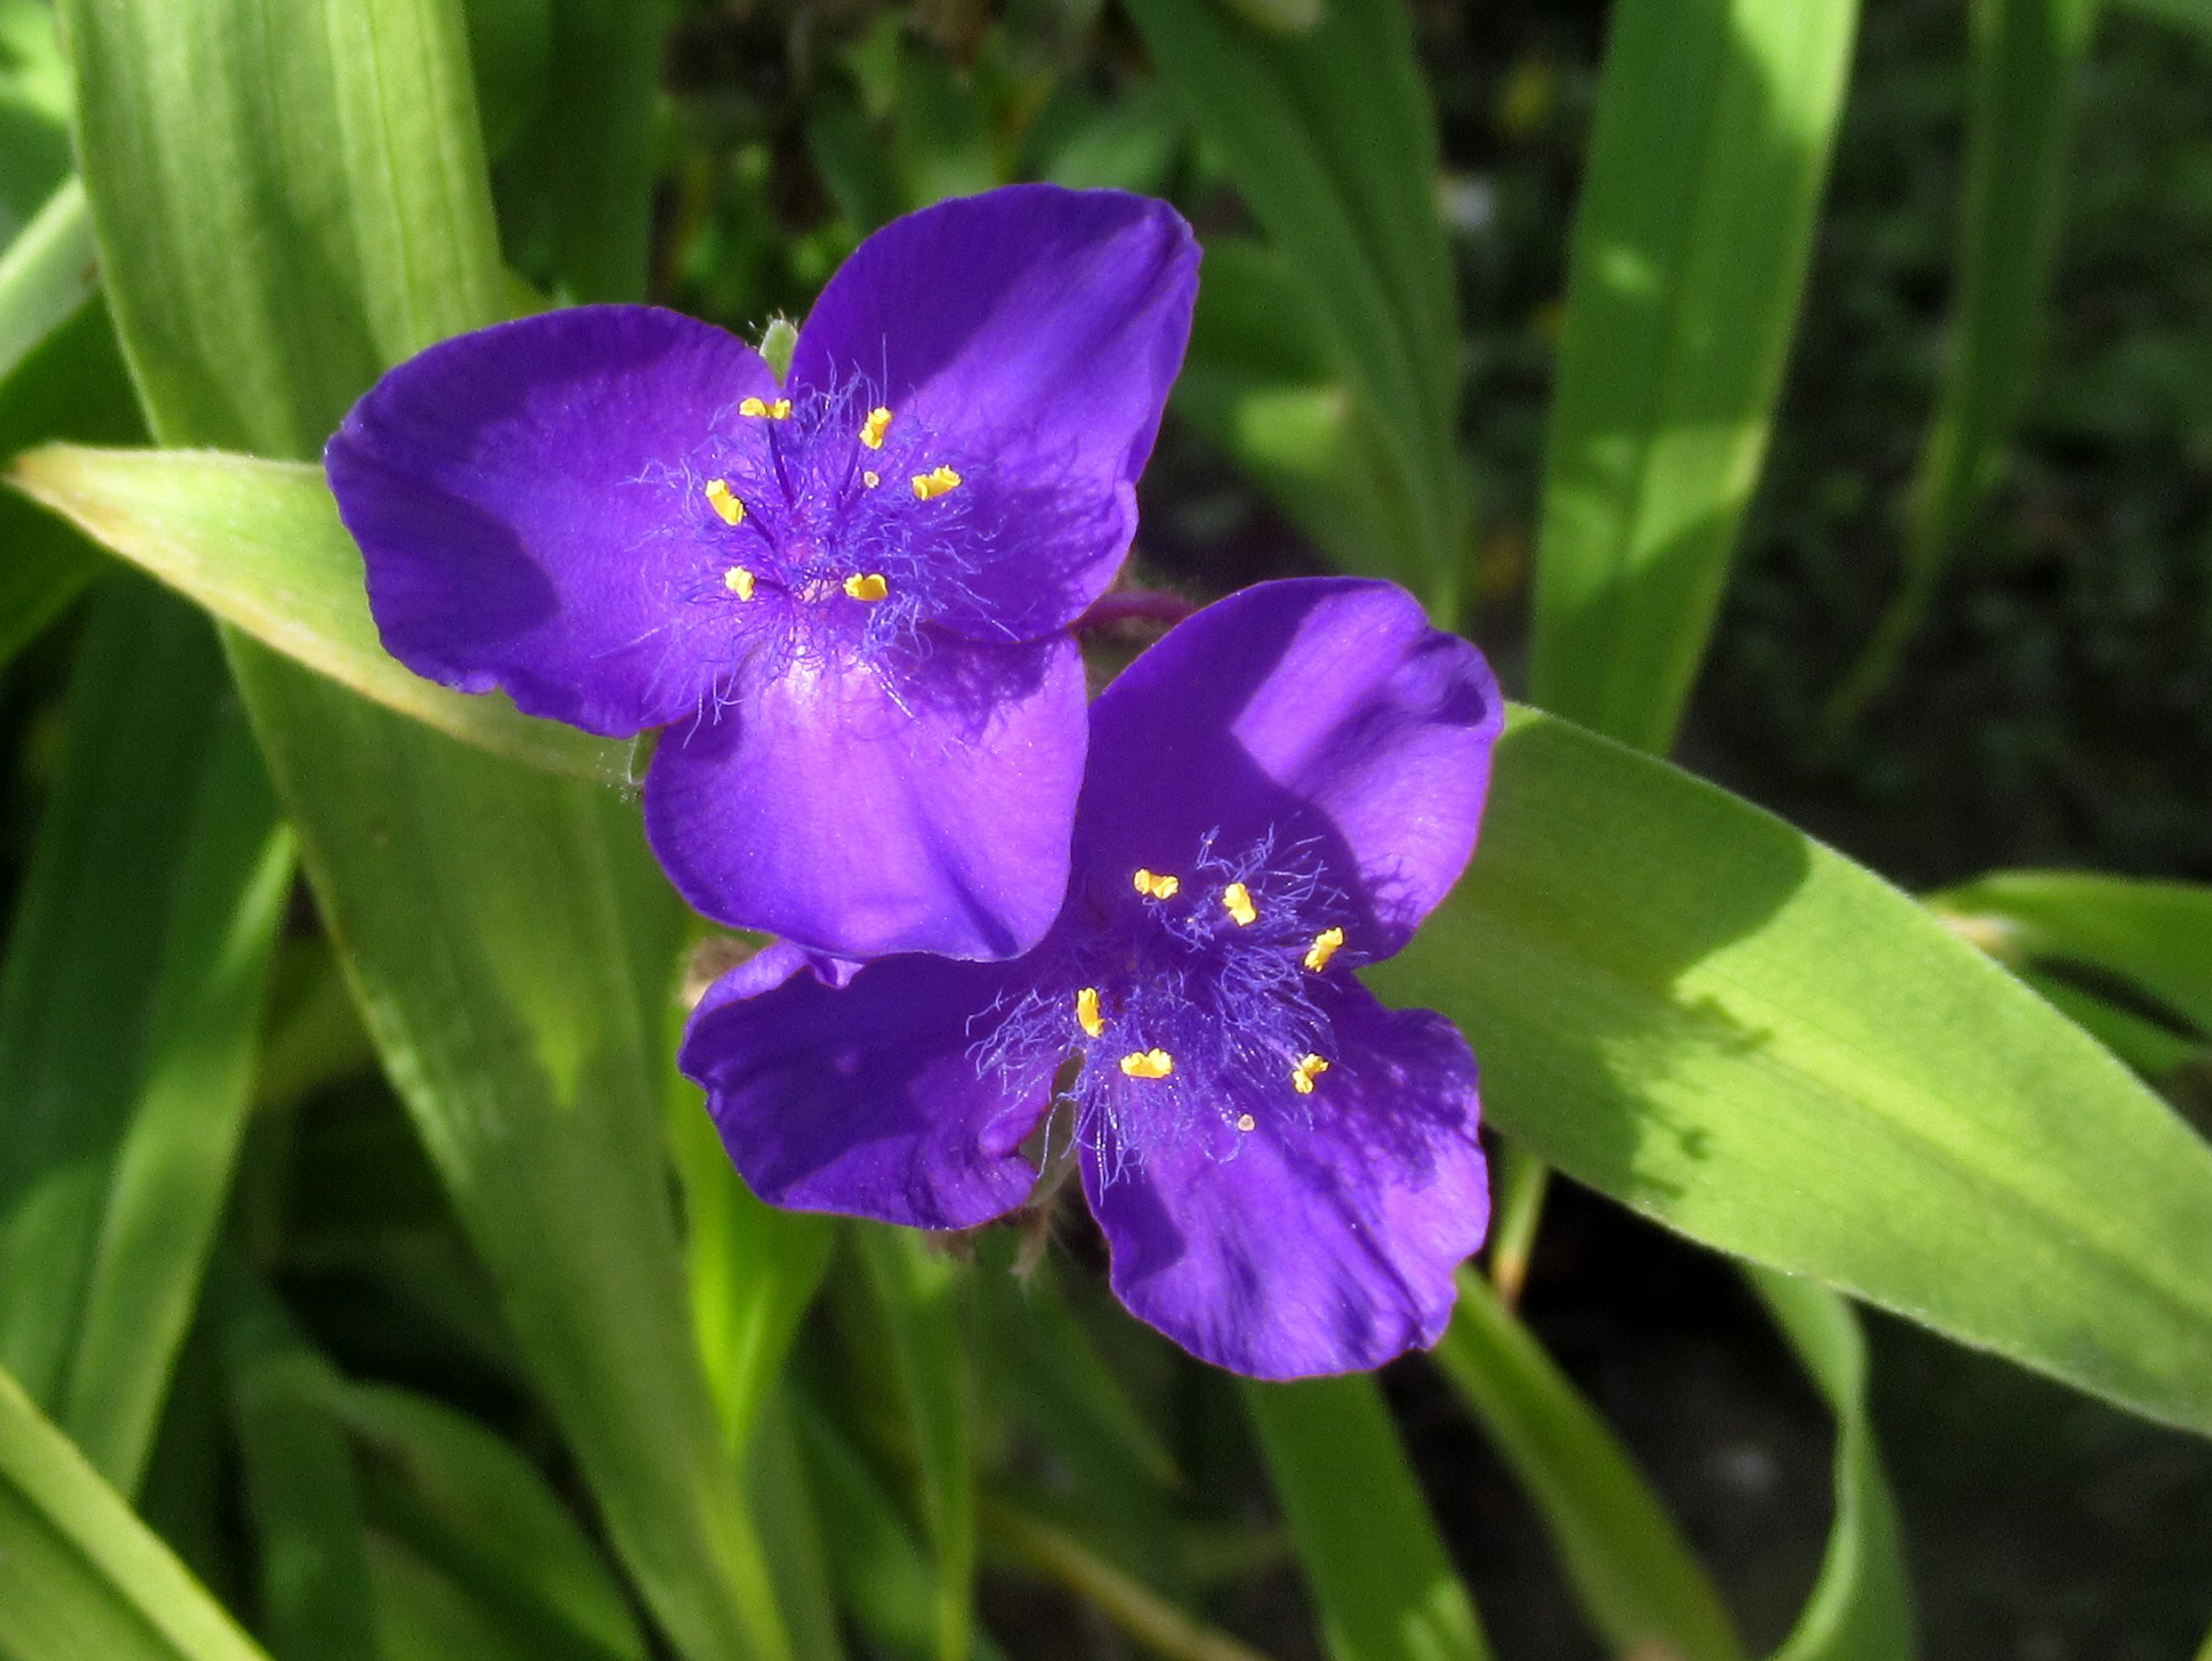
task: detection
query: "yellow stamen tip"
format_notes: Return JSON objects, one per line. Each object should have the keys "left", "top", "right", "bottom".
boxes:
{"left": 1291, "top": 1053, "right": 1331, "bottom": 1095}
{"left": 1303, "top": 927, "right": 1345, "bottom": 972}
{"left": 1120, "top": 1048, "right": 1174, "bottom": 1080}
{"left": 1236, "top": 1112, "right": 1257, "bottom": 1133}
{"left": 860, "top": 406, "right": 892, "bottom": 450}
{"left": 703, "top": 478, "right": 744, "bottom": 525}
{"left": 1075, "top": 986, "right": 1104, "bottom": 1039}
{"left": 738, "top": 396, "right": 792, "bottom": 419}
{"left": 1132, "top": 869, "right": 1181, "bottom": 901}
{"left": 863, "top": 469, "right": 881, "bottom": 489}
{"left": 723, "top": 566, "right": 757, "bottom": 600}
{"left": 842, "top": 573, "right": 889, "bottom": 603}
{"left": 1222, "top": 881, "right": 1258, "bottom": 926}
{"left": 911, "top": 464, "right": 962, "bottom": 501}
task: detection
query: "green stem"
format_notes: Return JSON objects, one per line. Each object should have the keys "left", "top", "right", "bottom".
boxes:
{"left": 1487, "top": 1142, "right": 1553, "bottom": 1310}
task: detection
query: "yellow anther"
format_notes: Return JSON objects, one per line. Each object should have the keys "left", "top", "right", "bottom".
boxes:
{"left": 1075, "top": 986, "right": 1104, "bottom": 1039}
{"left": 739, "top": 395, "right": 792, "bottom": 419}
{"left": 1132, "top": 869, "right": 1181, "bottom": 901}
{"left": 1303, "top": 927, "right": 1345, "bottom": 972}
{"left": 1221, "top": 882, "right": 1258, "bottom": 926}
{"left": 860, "top": 407, "right": 892, "bottom": 450}
{"left": 703, "top": 478, "right": 745, "bottom": 525}
{"left": 1236, "top": 1112, "right": 1257, "bottom": 1133}
{"left": 1120, "top": 1048, "right": 1174, "bottom": 1080}
{"left": 863, "top": 469, "right": 881, "bottom": 489}
{"left": 842, "top": 573, "right": 889, "bottom": 603}
{"left": 1291, "top": 1053, "right": 1331, "bottom": 1095}
{"left": 723, "top": 566, "right": 757, "bottom": 601}
{"left": 911, "top": 464, "right": 962, "bottom": 501}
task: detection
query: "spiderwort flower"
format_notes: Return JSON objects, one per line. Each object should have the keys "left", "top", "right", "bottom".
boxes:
{"left": 325, "top": 186, "right": 1198, "bottom": 961}
{"left": 682, "top": 579, "right": 1503, "bottom": 1378}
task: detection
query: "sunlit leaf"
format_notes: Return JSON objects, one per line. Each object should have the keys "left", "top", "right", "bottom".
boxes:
{"left": 1242, "top": 1377, "right": 1492, "bottom": 1661}
{"left": 0, "top": 1364, "right": 270, "bottom": 1661}
{"left": 1372, "top": 707, "right": 2212, "bottom": 1436}
{"left": 8, "top": 445, "right": 634, "bottom": 785}
{"left": 1532, "top": 0, "right": 1859, "bottom": 753}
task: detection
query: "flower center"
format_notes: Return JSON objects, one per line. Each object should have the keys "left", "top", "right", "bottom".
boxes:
{"left": 677, "top": 379, "right": 990, "bottom": 671}
{"left": 977, "top": 833, "right": 1356, "bottom": 1164}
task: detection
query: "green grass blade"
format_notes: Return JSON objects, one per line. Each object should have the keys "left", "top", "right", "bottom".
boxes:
{"left": 2110, "top": 0, "right": 2212, "bottom": 29}
{"left": 8, "top": 445, "right": 634, "bottom": 784}
{"left": 0, "top": 186, "right": 145, "bottom": 671}
{"left": 859, "top": 1228, "right": 977, "bottom": 1661}
{"left": 1242, "top": 1377, "right": 1491, "bottom": 1661}
{"left": 1833, "top": 0, "right": 2099, "bottom": 722}
{"left": 1750, "top": 1273, "right": 1913, "bottom": 1661}
{"left": 1371, "top": 706, "right": 2212, "bottom": 1436}
{"left": 1931, "top": 872, "right": 2212, "bottom": 1035}
{"left": 1532, "top": 0, "right": 1859, "bottom": 753}
{"left": 224, "top": 1294, "right": 381, "bottom": 1661}
{"left": 0, "top": 581, "right": 279, "bottom": 1489}
{"left": 0, "top": 0, "right": 73, "bottom": 240}
{"left": 0, "top": 1364, "right": 270, "bottom": 1661}
{"left": 60, "top": 708, "right": 292, "bottom": 1491}
{"left": 1122, "top": 0, "right": 1466, "bottom": 604}
{"left": 494, "top": 0, "right": 667, "bottom": 302}
{"left": 1432, "top": 1269, "right": 1747, "bottom": 1661}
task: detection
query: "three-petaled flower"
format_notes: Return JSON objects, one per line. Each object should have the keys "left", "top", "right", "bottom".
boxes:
{"left": 681, "top": 580, "right": 1503, "bottom": 1378}
{"left": 327, "top": 185, "right": 1198, "bottom": 962}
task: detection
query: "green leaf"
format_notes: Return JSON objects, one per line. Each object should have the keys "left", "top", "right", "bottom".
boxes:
{"left": 1432, "top": 1269, "right": 1747, "bottom": 1661}
{"left": 0, "top": 177, "right": 95, "bottom": 381}
{"left": 1172, "top": 239, "right": 1407, "bottom": 581}
{"left": 0, "top": 578, "right": 288, "bottom": 1497}
{"left": 493, "top": 0, "right": 668, "bottom": 302}
{"left": 1750, "top": 1272, "right": 1913, "bottom": 1661}
{"left": 0, "top": 182, "right": 145, "bottom": 671}
{"left": 463, "top": 0, "right": 550, "bottom": 161}
{"left": 1242, "top": 1377, "right": 1491, "bottom": 1661}
{"left": 859, "top": 1228, "right": 977, "bottom": 1661}
{"left": 8, "top": 445, "right": 635, "bottom": 784}
{"left": 1122, "top": 0, "right": 1466, "bottom": 605}
{"left": 1930, "top": 872, "right": 2212, "bottom": 1036}
{"left": 320, "top": 1382, "right": 647, "bottom": 1661}
{"left": 60, "top": 2, "right": 793, "bottom": 1656}
{"left": 0, "top": 0, "right": 73, "bottom": 240}
{"left": 0, "top": 1363, "right": 270, "bottom": 1661}
{"left": 1370, "top": 706, "right": 2212, "bottom": 1435}
{"left": 1532, "top": 0, "right": 1859, "bottom": 753}
{"left": 2109, "top": 0, "right": 2212, "bottom": 30}
{"left": 1834, "top": 0, "right": 2099, "bottom": 720}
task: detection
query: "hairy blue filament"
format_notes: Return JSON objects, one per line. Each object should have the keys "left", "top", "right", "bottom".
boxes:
{"left": 659, "top": 376, "right": 1000, "bottom": 685}
{"left": 975, "top": 832, "right": 1353, "bottom": 1174}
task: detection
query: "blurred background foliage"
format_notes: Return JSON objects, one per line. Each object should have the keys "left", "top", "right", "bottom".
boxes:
{"left": 2, "top": 1, "right": 2211, "bottom": 1660}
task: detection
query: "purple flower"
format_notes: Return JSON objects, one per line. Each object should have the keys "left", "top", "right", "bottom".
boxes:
{"left": 325, "top": 186, "right": 1198, "bottom": 961}
{"left": 681, "top": 579, "right": 1503, "bottom": 1379}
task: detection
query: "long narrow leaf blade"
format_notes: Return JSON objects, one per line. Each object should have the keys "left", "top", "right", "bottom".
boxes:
{"left": 1533, "top": 0, "right": 1859, "bottom": 752}
{"left": 8, "top": 445, "right": 633, "bottom": 784}
{"left": 1370, "top": 707, "right": 2212, "bottom": 1435}
{"left": 0, "top": 1364, "right": 270, "bottom": 1661}
{"left": 1432, "top": 1269, "right": 1746, "bottom": 1661}
{"left": 1242, "top": 1377, "right": 1491, "bottom": 1661}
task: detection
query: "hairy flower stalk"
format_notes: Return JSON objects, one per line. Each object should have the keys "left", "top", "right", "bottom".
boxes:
{"left": 682, "top": 580, "right": 1504, "bottom": 1378}
{"left": 326, "top": 185, "right": 1198, "bottom": 962}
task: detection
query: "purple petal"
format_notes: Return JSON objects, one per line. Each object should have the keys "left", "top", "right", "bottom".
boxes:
{"left": 682, "top": 947, "right": 1050, "bottom": 1230}
{"left": 327, "top": 306, "right": 778, "bottom": 736}
{"left": 1076, "top": 578, "right": 1503, "bottom": 960}
{"left": 789, "top": 186, "right": 1198, "bottom": 638}
{"left": 1082, "top": 979, "right": 1488, "bottom": 1379}
{"left": 645, "top": 634, "right": 1087, "bottom": 961}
